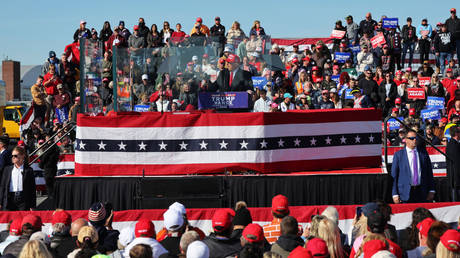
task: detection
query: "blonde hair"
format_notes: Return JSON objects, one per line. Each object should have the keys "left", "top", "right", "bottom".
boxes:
{"left": 309, "top": 215, "right": 326, "bottom": 238}
{"left": 232, "top": 21, "right": 240, "bottom": 30}
{"left": 355, "top": 233, "right": 389, "bottom": 258}
{"left": 321, "top": 206, "right": 339, "bottom": 225}
{"left": 317, "top": 218, "right": 344, "bottom": 258}
{"left": 436, "top": 241, "right": 460, "bottom": 258}
{"left": 19, "top": 240, "right": 53, "bottom": 258}
{"left": 355, "top": 215, "right": 370, "bottom": 238}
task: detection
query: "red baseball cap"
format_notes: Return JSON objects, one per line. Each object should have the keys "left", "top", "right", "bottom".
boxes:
{"left": 447, "top": 68, "right": 453, "bottom": 72}
{"left": 17, "top": 140, "right": 25, "bottom": 147}
{"left": 302, "top": 56, "right": 310, "bottom": 62}
{"left": 242, "top": 223, "right": 264, "bottom": 243}
{"left": 409, "top": 108, "right": 416, "bottom": 116}
{"left": 312, "top": 66, "right": 318, "bottom": 71}
{"left": 272, "top": 194, "right": 289, "bottom": 214}
{"left": 417, "top": 218, "right": 435, "bottom": 237}
{"left": 306, "top": 238, "right": 329, "bottom": 258}
{"left": 212, "top": 209, "right": 235, "bottom": 232}
{"left": 52, "top": 210, "right": 72, "bottom": 226}
{"left": 133, "top": 25, "right": 139, "bottom": 31}
{"left": 340, "top": 43, "right": 347, "bottom": 48}
{"left": 451, "top": 8, "right": 457, "bottom": 13}
{"left": 9, "top": 218, "right": 22, "bottom": 235}
{"left": 363, "top": 239, "right": 387, "bottom": 258}
{"left": 196, "top": 17, "right": 203, "bottom": 22}
{"left": 395, "top": 98, "right": 401, "bottom": 104}
{"left": 440, "top": 229, "right": 460, "bottom": 253}
{"left": 288, "top": 246, "right": 313, "bottom": 258}
{"left": 291, "top": 57, "right": 299, "bottom": 64}
{"left": 226, "top": 54, "right": 240, "bottom": 64}
{"left": 22, "top": 214, "right": 43, "bottom": 229}
{"left": 456, "top": 76, "right": 460, "bottom": 81}
{"left": 392, "top": 108, "right": 399, "bottom": 113}
{"left": 395, "top": 70, "right": 402, "bottom": 75}
{"left": 441, "top": 117, "right": 448, "bottom": 123}
{"left": 333, "top": 65, "right": 339, "bottom": 70}
{"left": 135, "top": 219, "right": 155, "bottom": 238}
{"left": 203, "top": 53, "right": 209, "bottom": 58}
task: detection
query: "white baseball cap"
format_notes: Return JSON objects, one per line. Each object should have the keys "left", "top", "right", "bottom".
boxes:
{"left": 141, "top": 74, "right": 148, "bottom": 80}
{"left": 186, "top": 241, "right": 209, "bottom": 258}
{"left": 169, "top": 202, "right": 186, "bottom": 215}
{"left": 163, "top": 209, "right": 184, "bottom": 231}
{"left": 118, "top": 226, "right": 135, "bottom": 247}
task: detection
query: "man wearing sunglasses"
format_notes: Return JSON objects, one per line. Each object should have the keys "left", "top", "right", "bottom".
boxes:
{"left": 445, "top": 8, "right": 460, "bottom": 64}
{"left": 391, "top": 130, "right": 435, "bottom": 203}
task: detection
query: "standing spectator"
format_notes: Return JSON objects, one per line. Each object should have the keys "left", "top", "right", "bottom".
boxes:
{"left": 210, "top": 17, "right": 226, "bottom": 57}
{"left": 88, "top": 202, "right": 120, "bottom": 254}
{"left": 332, "top": 21, "right": 346, "bottom": 53}
{"left": 39, "top": 134, "right": 60, "bottom": 198}
{"left": 442, "top": 68, "right": 458, "bottom": 99}
{"left": 425, "top": 125, "right": 441, "bottom": 146}
{"left": 30, "top": 76, "right": 47, "bottom": 122}
{"left": 129, "top": 25, "right": 146, "bottom": 65}
{"left": 226, "top": 21, "right": 246, "bottom": 49}
{"left": 281, "top": 93, "right": 295, "bottom": 112}
{"left": 401, "top": 17, "right": 417, "bottom": 68}
{"left": 53, "top": 84, "right": 71, "bottom": 123}
{"left": 446, "top": 125, "right": 460, "bottom": 201}
{"left": 388, "top": 27, "right": 402, "bottom": 71}
{"left": 250, "top": 20, "right": 266, "bottom": 36}
{"left": 357, "top": 45, "right": 374, "bottom": 74}
{"left": 379, "top": 72, "right": 398, "bottom": 115}
{"left": 102, "top": 51, "right": 112, "bottom": 81}
{"left": 270, "top": 216, "right": 304, "bottom": 258}
{"left": 0, "top": 137, "right": 11, "bottom": 185}
{"left": 171, "top": 23, "right": 186, "bottom": 46}
{"left": 73, "top": 20, "right": 90, "bottom": 42}
{"left": 42, "top": 51, "right": 61, "bottom": 76}
{"left": 254, "top": 89, "right": 271, "bottom": 112}
{"left": 380, "top": 45, "right": 395, "bottom": 73}
{"left": 3, "top": 214, "right": 42, "bottom": 257}
{"left": 426, "top": 74, "right": 446, "bottom": 98}
{"left": 359, "top": 12, "right": 377, "bottom": 37}
{"left": 202, "top": 209, "right": 242, "bottom": 257}
{"left": 50, "top": 210, "right": 74, "bottom": 258}
{"left": 352, "top": 88, "right": 371, "bottom": 108}
{"left": 106, "top": 28, "right": 127, "bottom": 52}
{"left": 417, "top": 19, "right": 433, "bottom": 65}
{"left": 358, "top": 65, "right": 379, "bottom": 106}
{"left": 147, "top": 24, "right": 162, "bottom": 49}
{"left": 318, "top": 89, "right": 335, "bottom": 109}
{"left": 0, "top": 147, "right": 36, "bottom": 211}
{"left": 124, "top": 219, "right": 168, "bottom": 258}
{"left": 237, "top": 37, "right": 249, "bottom": 60}
{"left": 160, "top": 209, "right": 185, "bottom": 256}
{"left": 445, "top": 8, "right": 460, "bottom": 62}
{"left": 118, "top": 21, "right": 131, "bottom": 42}
{"left": 43, "top": 64, "right": 63, "bottom": 106}
{"left": 137, "top": 18, "right": 150, "bottom": 39}
{"left": 190, "top": 17, "right": 210, "bottom": 37}
{"left": 345, "top": 15, "right": 359, "bottom": 46}
{"left": 99, "top": 21, "right": 113, "bottom": 43}
{"left": 391, "top": 130, "right": 435, "bottom": 203}
{"left": 160, "top": 21, "right": 174, "bottom": 45}
{"left": 434, "top": 24, "right": 455, "bottom": 74}
{"left": 263, "top": 195, "right": 291, "bottom": 244}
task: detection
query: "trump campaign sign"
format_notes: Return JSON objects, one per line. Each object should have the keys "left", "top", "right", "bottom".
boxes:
{"left": 252, "top": 77, "right": 268, "bottom": 90}
{"left": 426, "top": 96, "right": 445, "bottom": 110}
{"left": 407, "top": 88, "right": 426, "bottom": 100}
{"left": 421, "top": 109, "right": 441, "bottom": 120}
{"left": 331, "top": 30, "right": 346, "bottom": 39}
{"left": 382, "top": 18, "right": 398, "bottom": 29}
{"left": 334, "top": 52, "right": 351, "bottom": 63}
{"left": 418, "top": 77, "right": 431, "bottom": 86}
{"left": 371, "top": 33, "right": 386, "bottom": 49}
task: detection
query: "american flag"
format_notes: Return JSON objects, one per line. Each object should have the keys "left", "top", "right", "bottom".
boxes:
{"left": 75, "top": 109, "right": 382, "bottom": 176}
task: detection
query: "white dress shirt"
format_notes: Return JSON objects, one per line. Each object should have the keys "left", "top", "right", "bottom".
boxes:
{"left": 253, "top": 97, "right": 272, "bottom": 112}
{"left": 405, "top": 147, "right": 421, "bottom": 186}
{"left": 9, "top": 165, "right": 24, "bottom": 192}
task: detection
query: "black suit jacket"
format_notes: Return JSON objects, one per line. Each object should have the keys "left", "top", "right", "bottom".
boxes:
{"left": 0, "top": 165, "right": 36, "bottom": 210}
{"left": 446, "top": 139, "right": 460, "bottom": 189}
{"left": 209, "top": 68, "right": 253, "bottom": 92}
{"left": 0, "top": 149, "right": 12, "bottom": 178}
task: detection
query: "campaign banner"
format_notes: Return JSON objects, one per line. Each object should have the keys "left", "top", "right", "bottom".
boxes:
{"left": 331, "top": 75, "right": 340, "bottom": 85}
{"left": 198, "top": 92, "right": 249, "bottom": 109}
{"left": 55, "top": 107, "right": 69, "bottom": 123}
{"left": 407, "top": 88, "right": 426, "bottom": 100}
{"left": 418, "top": 77, "right": 431, "bottom": 86}
{"left": 382, "top": 18, "right": 398, "bottom": 29}
{"left": 331, "top": 30, "right": 346, "bottom": 39}
{"left": 426, "top": 96, "right": 445, "bottom": 110}
{"left": 344, "top": 89, "right": 354, "bottom": 99}
{"left": 371, "top": 33, "right": 386, "bottom": 49}
{"left": 134, "top": 105, "right": 150, "bottom": 112}
{"left": 349, "top": 44, "right": 361, "bottom": 54}
{"left": 421, "top": 109, "right": 441, "bottom": 120}
{"left": 387, "top": 117, "right": 403, "bottom": 130}
{"left": 334, "top": 52, "right": 351, "bottom": 63}
{"left": 252, "top": 77, "right": 268, "bottom": 90}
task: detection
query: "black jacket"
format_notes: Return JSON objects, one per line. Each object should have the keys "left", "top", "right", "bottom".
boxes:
{"left": 160, "top": 236, "right": 181, "bottom": 255}
{"left": 209, "top": 68, "right": 253, "bottom": 92}
{"left": 434, "top": 32, "right": 455, "bottom": 53}
{"left": 0, "top": 149, "right": 12, "bottom": 178}
{"left": 358, "top": 77, "right": 380, "bottom": 107}
{"left": 359, "top": 19, "right": 377, "bottom": 36}
{"left": 50, "top": 233, "right": 76, "bottom": 258}
{"left": 39, "top": 144, "right": 60, "bottom": 177}
{"left": 447, "top": 139, "right": 460, "bottom": 189}
{"left": 94, "top": 224, "right": 120, "bottom": 254}
{"left": 3, "top": 235, "right": 30, "bottom": 257}
{"left": 271, "top": 234, "right": 304, "bottom": 255}
{"left": 401, "top": 25, "right": 417, "bottom": 44}
{"left": 73, "top": 28, "right": 91, "bottom": 43}
{"left": 210, "top": 24, "right": 226, "bottom": 43}
{"left": 202, "top": 233, "right": 242, "bottom": 258}
{"left": 378, "top": 81, "right": 398, "bottom": 106}
{"left": 445, "top": 16, "right": 460, "bottom": 39}
{"left": 0, "top": 165, "right": 36, "bottom": 210}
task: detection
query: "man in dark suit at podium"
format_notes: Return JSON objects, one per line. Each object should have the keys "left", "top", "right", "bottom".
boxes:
{"left": 391, "top": 130, "right": 435, "bottom": 203}
{"left": 209, "top": 54, "right": 254, "bottom": 94}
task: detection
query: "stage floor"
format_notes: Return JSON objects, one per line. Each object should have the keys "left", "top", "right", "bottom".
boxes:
{"left": 53, "top": 171, "right": 450, "bottom": 211}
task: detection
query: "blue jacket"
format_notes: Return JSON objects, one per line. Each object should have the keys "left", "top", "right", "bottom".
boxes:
{"left": 417, "top": 24, "right": 433, "bottom": 38}
{"left": 391, "top": 147, "right": 435, "bottom": 202}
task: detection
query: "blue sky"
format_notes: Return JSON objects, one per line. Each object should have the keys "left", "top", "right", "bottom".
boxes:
{"left": 1, "top": 0, "right": 457, "bottom": 65}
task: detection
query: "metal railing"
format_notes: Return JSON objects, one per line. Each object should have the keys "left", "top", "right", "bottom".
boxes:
{"left": 382, "top": 116, "right": 449, "bottom": 173}
{"left": 28, "top": 122, "right": 76, "bottom": 165}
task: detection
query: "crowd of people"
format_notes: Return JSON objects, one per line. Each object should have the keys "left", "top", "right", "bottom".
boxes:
{"left": 0, "top": 197, "right": 459, "bottom": 258}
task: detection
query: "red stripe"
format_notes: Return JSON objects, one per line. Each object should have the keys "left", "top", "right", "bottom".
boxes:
{"left": 74, "top": 156, "right": 380, "bottom": 176}
{"left": 19, "top": 105, "right": 34, "bottom": 126}
{"left": 271, "top": 38, "right": 332, "bottom": 46}
{"left": 384, "top": 146, "right": 446, "bottom": 155}
{"left": 77, "top": 109, "right": 381, "bottom": 128}
{"left": 59, "top": 154, "right": 75, "bottom": 162}
{"left": 0, "top": 203, "right": 458, "bottom": 224}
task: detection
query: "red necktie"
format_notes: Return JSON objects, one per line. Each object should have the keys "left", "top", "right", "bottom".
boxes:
{"left": 229, "top": 71, "right": 233, "bottom": 88}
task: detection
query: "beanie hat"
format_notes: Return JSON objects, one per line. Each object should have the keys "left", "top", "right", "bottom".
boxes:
{"left": 232, "top": 207, "right": 252, "bottom": 226}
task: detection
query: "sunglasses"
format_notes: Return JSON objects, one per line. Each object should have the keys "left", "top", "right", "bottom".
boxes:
{"left": 12, "top": 154, "right": 19, "bottom": 158}
{"left": 406, "top": 136, "right": 417, "bottom": 140}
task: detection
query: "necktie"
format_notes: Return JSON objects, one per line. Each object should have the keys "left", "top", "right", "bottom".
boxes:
{"left": 412, "top": 150, "right": 418, "bottom": 186}
{"left": 229, "top": 71, "right": 233, "bottom": 89}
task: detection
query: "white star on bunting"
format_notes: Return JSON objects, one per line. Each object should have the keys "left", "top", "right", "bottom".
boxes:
{"left": 118, "top": 141, "right": 127, "bottom": 150}
{"left": 219, "top": 140, "right": 228, "bottom": 149}
{"left": 310, "top": 137, "right": 317, "bottom": 146}
{"left": 240, "top": 140, "right": 249, "bottom": 149}
{"left": 79, "top": 141, "right": 86, "bottom": 150}
{"left": 355, "top": 135, "right": 361, "bottom": 143}
{"left": 278, "top": 138, "right": 285, "bottom": 147}
{"left": 138, "top": 142, "right": 147, "bottom": 150}
{"left": 369, "top": 135, "right": 375, "bottom": 143}
{"left": 340, "top": 136, "right": 346, "bottom": 144}
{"left": 158, "top": 141, "right": 167, "bottom": 151}
{"left": 294, "top": 138, "right": 301, "bottom": 146}
{"left": 260, "top": 140, "right": 268, "bottom": 149}
{"left": 325, "top": 137, "right": 332, "bottom": 145}
{"left": 179, "top": 141, "right": 188, "bottom": 150}
{"left": 97, "top": 141, "right": 106, "bottom": 150}
{"left": 199, "top": 140, "right": 208, "bottom": 150}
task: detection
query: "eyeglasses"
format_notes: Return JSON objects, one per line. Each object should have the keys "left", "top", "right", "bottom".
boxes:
{"left": 12, "top": 154, "right": 19, "bottom": 158}
{"left": 406, "top": 136, "right": 417, "bottom": 140}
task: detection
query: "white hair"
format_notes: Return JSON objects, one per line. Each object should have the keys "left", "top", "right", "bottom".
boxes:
{"left": 372, "top": 250, "right": 396, "bottom": 258}
{"left": 321, "top": 206, "right": 339, "bottom": 225}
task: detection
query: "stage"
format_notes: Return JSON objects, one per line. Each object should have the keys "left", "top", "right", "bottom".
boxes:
{"left": 53, "top": 171, "right": 451, "bottom": 210}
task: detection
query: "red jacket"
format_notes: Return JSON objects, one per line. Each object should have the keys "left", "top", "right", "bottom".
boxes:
{"left": 64, "top": 42, "right": 80, "bottom": 65}
{"left": 106, "top": 34, "right": 127, "bottom": 52}
{"left": 43, "top": 73, "right": 62, "bottom": 96}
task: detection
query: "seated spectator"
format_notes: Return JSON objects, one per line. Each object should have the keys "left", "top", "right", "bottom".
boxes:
{"left": 281, "top": 93, "right": 295, "bottom": 112}
{"left": 179, "top": 83, "right": 197, "bottom": 108}
{"left": 357, "top": 45, "right": 373, "bottom": 74}
{"left": 321, "top": 72, "right": 337, "bottom": 91}
{"left": 18, "top": 239, "right": 53, "bottom": 258}
{"left": 202, "top": 209, "right": 241, "bottom": 257}
{"left": 124, "top": 219, "right": 168, "bottom": 258}
{"left": 53, "top": 84, "right": 71, "bottom": 123}
{"left": 270, "top": 216, "right": 304, "bottom": 258}
{"left": 254, "top": 89, "right": 272, "bottom": 112}
{"left": 42, "top": 51, "right": 62, "bottom": 76}
{"left": 318, "top": 89, "right": 335, "bottom": 109}
{"left": 425, "top": 125, "right": 441, "bottom": 145}
{"left": 0, "top": 218, "right": 22, "bottom": 254}
{"left": 3, "top": 215, "right": 42, "bottom": 257}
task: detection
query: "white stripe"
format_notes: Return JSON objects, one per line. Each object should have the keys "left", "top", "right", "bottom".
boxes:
{"left": 19, "top": 110, "right": 34, "bottom": 133}
{"left": 57, "top": 161, "right": 75, "bottom": 170}
{"left": 75, "top": 144, "right": 380, "bottom": 165}
{"left": 77, "top": 121, "right": 381, "bottom": 140}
